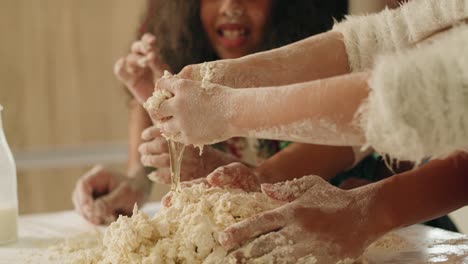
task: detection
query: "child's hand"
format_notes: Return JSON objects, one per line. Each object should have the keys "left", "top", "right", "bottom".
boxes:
{"left": 148, "top": 76, "right": 236, "bottom": 146}
{"left": 206, "top": 162, "right": 261, "bottom": 192}
{"left": 221, "top": 176, "right": 388, "bottom": 263}
{"left": 161, "top": 162, "right": 258, "bottom": 207}
{"left": 139, "top": 126, "right": 240, "bottom": 184}
{"left": 72, "top": 165, "right": 150, "bottom": 225}
{"left": 114, "top": 33, "right": 170, "bottom": 104}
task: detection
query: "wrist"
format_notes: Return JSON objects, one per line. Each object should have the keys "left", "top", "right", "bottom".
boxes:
{"left": 224, "top": 88, "right": 241, "bottom": 138}
{"left": 225, "top": 88, "right": 250, "bottom": 138}
{"left": 203, "top": 146, "right": 240, "bottom": 168}
{"left": 128, "top": 166, "right": 152, "bottom": 194}
{"left": 352, "top": 181, "right": 397, "bottom": 237}
{"left": 252, "top": 167, "right": 269, "bottom": 185}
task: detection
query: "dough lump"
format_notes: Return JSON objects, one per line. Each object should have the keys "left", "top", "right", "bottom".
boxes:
{"left": 49, "top": 184, "right": 282, "bottom": 264}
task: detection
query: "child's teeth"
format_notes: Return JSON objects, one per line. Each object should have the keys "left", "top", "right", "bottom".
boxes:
{"left": 223, "top": 30, "right": 243, "bottom": 39}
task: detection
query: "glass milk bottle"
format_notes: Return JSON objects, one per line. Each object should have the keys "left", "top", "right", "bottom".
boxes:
{"left": 0, "top": 104, "right": 18, "bottom": 244}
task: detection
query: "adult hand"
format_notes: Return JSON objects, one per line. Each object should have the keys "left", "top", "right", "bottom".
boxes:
{"left": 114, "top": 33, "right": 170, "bottom": 104}
{"left": 148, "top": 76, "right": 236, "bottom": 146}
{"left": 139, "top": 125, "right": 241, "bottom": 184}
{"left": 72, "top": 165, "right": 151, "bottom": 225}
{"left": 221, "top": 176, "right": 389, "bottom": 263}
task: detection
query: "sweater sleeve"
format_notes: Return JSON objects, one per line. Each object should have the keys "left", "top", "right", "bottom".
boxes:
{"left": 333, "top": 0, "right": 468, "bottom": 72}
{"left": 360, "top": 25, "right": 468, "bottom": 163}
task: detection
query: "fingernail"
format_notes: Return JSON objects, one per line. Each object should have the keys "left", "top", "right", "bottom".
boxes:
{"left": 147, "top": 171, "right": 164, "bottom": 184}
{"left": 162, "top": 194, "right": 172, "bottom": 207}
{"left": 218, "top": 232, "right": 234, "bottom": 249}
{"left": 260, "top": 183, "right": 274, "bottom": 193}
{"left": 137, "top": 57, "right": 148, "bottom": 67}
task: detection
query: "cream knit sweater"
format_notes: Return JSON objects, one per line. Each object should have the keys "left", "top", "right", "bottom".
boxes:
{"left": 334, "top": 0, "right": 468, "bottom": 162}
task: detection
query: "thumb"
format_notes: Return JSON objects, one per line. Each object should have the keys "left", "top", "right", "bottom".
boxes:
{"left": 147, "top": 53, "right": 170, "bottom": 79}
{"left": 94, "top": 182, "right": 138, "bottom": 220}
{"left": 207, "top": 162, "right": 260, "bottom": 192}
{"left": 260, "top": 175, "right": 321, "bottom": 202}
{"left": 141, "top": 125, "right": 162, "bottom": 141}
{"left": 178, "top": 64, "right": 200, "bottom": 80}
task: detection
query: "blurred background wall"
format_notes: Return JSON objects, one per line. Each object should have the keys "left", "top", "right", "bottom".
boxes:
{"left": 0, "top": 0, "right": 466, "bottom": 233}
{"left": 0, "top": 0, "right": 168, "bottom": 214}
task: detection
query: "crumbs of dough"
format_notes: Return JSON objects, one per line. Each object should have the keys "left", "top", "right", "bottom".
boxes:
{"left": 48, "top": 184, "right": 283, "bottom": 264}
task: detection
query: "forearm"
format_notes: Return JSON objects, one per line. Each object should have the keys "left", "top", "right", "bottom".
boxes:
{"left": 228, "top": 72, "right": 370, "bottom": 146}
{"left": 127, "top": 99, "right": 153, "bottom": 177}
{"left": 367, "top": 153, "right": 468, "bottom": 233}
{"left": 200, "top": 31, "right": 350, "bottom": 88}
{"left": 201, "top": 145, "right": 242, "bottom": 171}
{"left": 255, "top": 143, "right": 355, "bottom": 184}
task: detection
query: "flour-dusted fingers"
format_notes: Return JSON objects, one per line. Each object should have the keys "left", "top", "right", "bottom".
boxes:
{"left": 114, "top": 57, "right": 129, "bottom": 81}
{"left": 131, "top": 41, "right": 154, "bottom": 57}
{"left": 138, "top": 137, "right": 168, "bottom": 156}
{"left": 157, "top": 119, "right": 181, "bottom": 140}
{"left": 72, "top": 166, "right": 118, "bottom": 224}
{"left": 114, "top": 55, "right": 146, "bottom": 85}
{"left": 73, "top": 165, "right": 112, "bottom": 211}
{"left": 251, "top": 241, "right": 313, "bottom": 264}
{"left": 177, "top": 64, "right": 202, "bottom": 81}
{"left": 141, "top": 153, "right": 170, "bottom": 168}
{"left": 72, "top": 182, "right": 95, "bottom": 221}
{"left": 148, "top": 168, "right": 171, "bottom": 184}
{"left": 260, "top": 175, "right": 322, "bottom": 202}
{"left": 220, "top": 207, "right": 290, "bottom": 251}
{"left": 207, "top": 162, "right": 260, "bottom": 192}
{"left": 130, "top": 34, "right": 155, "bottom": 55}
{"left": 141, "top": 33, "right": 156, "bottom": 49}
{"left": 161, "top": 192, "right": 173, "bottom": 207}
{"left": 145, "top": 51, "right": 158, "bottom": 71}
{"left": 131, "top": 41, "right": 149, "bottom": 55}
{"left": 124, "top": 53, "right": 147, "bottom": 74}
{"left": 154, "top": 98, "right": 176, "bottom": 120}
{"left": 228, "top": 231, "right": 290, "bottom": 261}
{"left": 150, "top": 75, "right": 236, "bottom": 145}
{"left": 141, "top": 125, "right": 162, "bottom": 141}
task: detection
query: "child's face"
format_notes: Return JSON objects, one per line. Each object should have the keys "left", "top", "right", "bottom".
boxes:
{"left": 200, "top": 0, "right": 272, "bottom": 59}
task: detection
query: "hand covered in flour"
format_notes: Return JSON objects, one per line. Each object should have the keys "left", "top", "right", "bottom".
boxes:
{"left": 148, "top": 76, "right": 236, "bottom": 145}
{"left": 114, "top": 33, "right": 170, "bottom": 104}
{"left": 206, "top": 162, "right": 261, "bottom": 192}
{"left": 72, "top": 165, "right": 151, "bottom": 225}
{"left": 139, "top": 125, "right": 240, "bottom": 184}
{"left": 221, "top": 176, "right": 388, "bottom": 263}
{"left": 163, "top": 162, "right": 261, "bottom": 206}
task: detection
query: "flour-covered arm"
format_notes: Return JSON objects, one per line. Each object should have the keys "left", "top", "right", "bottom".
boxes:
{"left": 152, "top": 72, "right": 370, "bottom": 147}
{"left": 174, "top": 0, "right": 468, "bottom": 90}
{"left": 152, "top": 26, "right": 468, "bottom": 163}
{"left": 177, "top": 31, "right": 351, "bottom": 88}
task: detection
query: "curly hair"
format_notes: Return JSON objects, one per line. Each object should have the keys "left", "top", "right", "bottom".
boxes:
{"left": 139, "top": 0, "right": 348, "bottom": 73}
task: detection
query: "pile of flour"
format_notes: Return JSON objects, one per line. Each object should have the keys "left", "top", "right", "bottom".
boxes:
{"left": 48, "top": 184, "right": 283, "bottom": 264}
